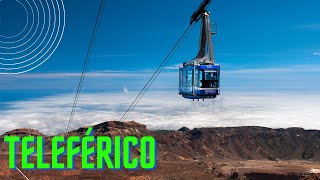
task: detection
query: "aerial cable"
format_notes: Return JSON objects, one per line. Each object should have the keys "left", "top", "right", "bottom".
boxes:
{"left": 16, "top": 167, "right": 30, "bottom": 180}
{"left": 66, "top": 0, "right": 107, "bottom": 133}
{"left": 12, "top": 1, "right": 107, "bottom": 179}
{"left": 122, "top": 24, "right": 195, "bottom": 122}
{"left": 120, "top": 23, "right": 196, "bottom": 122}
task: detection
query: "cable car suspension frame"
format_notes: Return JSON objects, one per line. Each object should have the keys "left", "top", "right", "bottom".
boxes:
{"left": 179, "top": 0, "right": 220, "bottom": 100}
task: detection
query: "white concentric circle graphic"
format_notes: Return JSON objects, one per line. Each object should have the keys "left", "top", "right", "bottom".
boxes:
{"left": 0, "top": 0, "right": 65, "bottom": 74}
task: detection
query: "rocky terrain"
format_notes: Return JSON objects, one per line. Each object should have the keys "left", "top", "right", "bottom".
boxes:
{"left": 0, "top": 121, "right": 320, "bottom": 179}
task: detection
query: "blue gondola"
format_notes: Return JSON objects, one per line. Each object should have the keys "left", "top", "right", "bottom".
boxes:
{"left": 179, "top": 0, "right": 220, "bottom": 100}
{"left": 179, "top": 64, "right": 220, "bottom": 99}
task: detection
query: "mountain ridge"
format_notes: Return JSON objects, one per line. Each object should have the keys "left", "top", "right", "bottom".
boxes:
{"left": 1, "top": 121, "right": 320, "bottom": 179}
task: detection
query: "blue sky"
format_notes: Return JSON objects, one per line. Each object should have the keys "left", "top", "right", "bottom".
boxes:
{"left": 60, "top": 0, "right": 320, "bottom": 71}
{"left": 0, "top": 0, "right": 320, "bottom": 134}
{"left": 52, "top": 0, "right": 320, "bottom": 71}
{"left": 1, "top": 0, "right": 320, "bottom": 91}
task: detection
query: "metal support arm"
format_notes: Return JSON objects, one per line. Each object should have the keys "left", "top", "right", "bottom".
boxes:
{"left": 184, "top": 11, "right": 215, "bottom": 66}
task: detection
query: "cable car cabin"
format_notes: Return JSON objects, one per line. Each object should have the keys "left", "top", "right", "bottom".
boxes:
{"left": 179, "top": 64, "right": 220, "bottom": 99}
{"left": 178, "top": 0, "right": 220, "bottom": 100}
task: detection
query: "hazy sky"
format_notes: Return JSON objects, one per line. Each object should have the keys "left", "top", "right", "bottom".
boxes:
{"left": 0, "top": 0, "right": 320, "bottom": 134}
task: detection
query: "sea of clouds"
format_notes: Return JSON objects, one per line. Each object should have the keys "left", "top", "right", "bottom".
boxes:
{"left": 1, "top": 91, "right": 320, "bottom": 135}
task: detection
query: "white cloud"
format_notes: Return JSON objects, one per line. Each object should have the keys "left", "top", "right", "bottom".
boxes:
{"left": 1, "top": 64, "right": 320, "bottom": 91}
{"left": 224, "top": 64, "right": 320, "bottom": 74}
{"left": 313, "top": 52, "right": 320, "bottom": 56}
{"left": 164, "top": 64, "right": 182, "bottom": 70}
{"left": 224, "top": 67, "right": 290, "bottom": 74}
{"left": 13, "top": 72, "right": 148, "bottom": 79}
{"left": 3, "top": 63, "right": 320, "bottom": 81}
{"left": 1, "top": 91, "right": 320, "bottom": 135}
{"left": 123, "top": 86, "right": 129, "bottom": 94}
{"left": 163, "top": 64, "right": 320, "bottom": 75}
{"left": 8, "top": 69, "right": 177, "bottom": 80}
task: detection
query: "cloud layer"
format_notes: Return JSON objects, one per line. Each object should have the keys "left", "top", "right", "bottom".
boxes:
{"left": 1, "top": 91, "right": 320, "bottom": 135}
